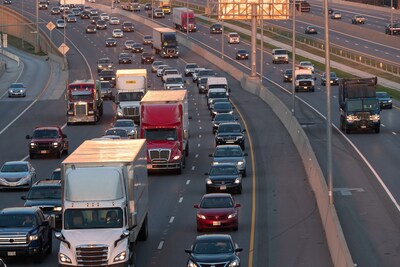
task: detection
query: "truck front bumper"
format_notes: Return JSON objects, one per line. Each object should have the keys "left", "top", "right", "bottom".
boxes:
{"left": 67, "top": 115, "right": 96, "bottom": 123}
{"left": 0, "top": 244, "right": 42, "bottom": 257}
{"left": 59, "top": 262, "right": 128, "bottom": 267}
{"left": 346, "top": 120, "right": 380, "bottom": 131}
{"left": 147, "top": 162, "right": 181, "bottom": 171}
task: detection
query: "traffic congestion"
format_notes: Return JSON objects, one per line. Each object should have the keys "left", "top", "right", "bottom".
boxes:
{"left": 0, "top": 0, "right": 399, "bottom": 267}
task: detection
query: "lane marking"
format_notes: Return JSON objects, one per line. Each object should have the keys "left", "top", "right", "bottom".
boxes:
{"left": 186, "top": 180, "right": 190, "bottom": 185}
{"left": 179, "top": 197, "right": 183, "bottom": 203}
{"left": 169, "top": 216, "right": 175, "bottom": 223}
{"left": 192, "top": 166, "right": 195, "bottom": 171}
{"left": 157, "top": 241, "right": 164, "bottom": 250}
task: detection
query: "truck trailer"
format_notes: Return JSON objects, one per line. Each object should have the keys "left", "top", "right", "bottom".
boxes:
{"left": 115, "top": 69, "right": 147, "bottom": 123}
{"left": 339, "top": 77, "right": 380, "bottom": 133}
{"left": 140, "top": 90, "right": 189, "bottom": 174}
{"left": 56, "top": 139, "right": 149, "bottom": 267}
{"left": 59, "top": 0, "right": 85, "bottom": 6}
{"left": 66, "top": 79, "right": 103, "bottom": 125}
{"left": 152, "top": 27, "right": 179, "bottom": 58}
{"left": 172, "top": 7, "right": 197, "bottom": 32}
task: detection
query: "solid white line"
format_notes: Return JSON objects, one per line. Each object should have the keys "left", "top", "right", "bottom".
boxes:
{"left": 179, "top": 197, "right": 183, "bottom": 203}
{"left": 195, "top": 154, "right": 199, "bottom": 158}
{"left": 186, "top": 180, "right": 190, "bottom": 185}
{"left": 191, "top": 166, "right": 195, "bottom": 171}
{"left": 169, "top": 216, "right": 175, "bottom": 223}
{"left": 157, "top": 241, "right": 164, "bottom": 250}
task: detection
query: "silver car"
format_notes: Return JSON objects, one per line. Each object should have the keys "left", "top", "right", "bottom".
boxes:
{"left": 151, "top": 61, "right": 164, "bottom": 73}
{"left": 113, "top": 119, "right": 138, "bottom": 139}
{"left": 209, "top": 145, "right": 247, "bottom": 177}
{"left": 8, "top": 83, "right": 26, "bottom": 97}
{"left": 0, "top": 161, "right": 36, "bottom": 189}
{"left": 184, "top": 63, "right": 199, "bottom": 77}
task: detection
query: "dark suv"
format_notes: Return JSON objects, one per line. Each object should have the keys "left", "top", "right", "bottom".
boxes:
{"left": 26, "top": 126, "right": 69, "bottom": 159}
{"left": 215, "top": 122, "right": 246, "bottom": 150}
{"left": 97, "top": 57, "right": 113, "bottom": 73}
{"left": 21, "top": 180, "right": 62, "bottom": 229}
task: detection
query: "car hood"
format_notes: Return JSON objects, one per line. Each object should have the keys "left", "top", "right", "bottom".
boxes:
{"left": 24, "top": 199, "right": 61, "bottom": 207}
{"left": 190, "top": 253, "right": 236, "bottom": 263}
{"left": 208, "top": 175, "right": 240, "bottom": 181}
{"left": 198, "top": 207, "right": 235, "bottom": 216}
{"left": 31, "top": 138, "right": 60, "bottom": 143}
{"left": 213, "top": 157, "right": 243, "bottom": 164}
{"left": 0, "top": 227, "right": 35, "bottom": 235}
{"left": 216, "top": 132, "right": 243, "bottom": 137}
{"left": 0, "top": 172, "right": 29, "bottom": 179}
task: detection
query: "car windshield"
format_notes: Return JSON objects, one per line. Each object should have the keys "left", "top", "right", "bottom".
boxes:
{"left": 32, "top": 129, "right": 58, "bottom": 139}
{"left": 187, "top": 64, "right": 198, "bottom": 68}
{"left": 144, "top": 129, "right": 177, "bottom": 141}
{"left": 118, "top": 92, "right": 143, "bottom": 101}
{"left": 193, "top": 240, "right": 234, "bottom": 254}
{"left": 301, "top": 62, "right": 312, "bottom": 67}
{"left": 0, "top": 215, "right": 38, "bottom": 228}
{"left": 214, "top": 147, "right": 242, "bottom": 157}
{"left": 144, "top": 36, "right": 152, "bottom": 40}
{"left": 209, "top": 92, "right": 227, "bottom": 98}
{"left": 166, "top": 77, "right": 183, "bottom": 83}
{"left": 218, "top": 124, "right": 241, "bottom": 133}
{"left": 98, "top": 59, "right": 110, "bottom": 64}
{"left": 285, "top": 70, "right": 292, "bottom": 75}
{"left": 100, "top": 70, "right": 114, "bottom": 76}
{"left": 296, "top": 74, "right": 312, "bottom": 80}
{"left": 209, "top": 165, "right": 238, "bottom": 175}
{"left": 10, "top": 83, "right": 24, "bottom": 88}
{"left": 1, "top": 163, "right": 28, "bottom": 172}
{"left": 114, "top": 120, "right": 135, "bottom": 127}
{"left": 27, "top": 186, "right": 61, "bottom": 199}
{"left": 64, "top": 208, "right": 123, "bottom": 229}
{"left": 229, "top": 33, "right": 238, "bottom": 37}
{"left": 200, "top": 197, "right": 234, "bottom": 208}
{"left": 199, "top": 70, "right": 214, "bottom": 76}
{"left": 274, "top": 50, "right": 287, "bottom": 55}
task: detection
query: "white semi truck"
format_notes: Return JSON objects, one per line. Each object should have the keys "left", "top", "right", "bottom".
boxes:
{"left": 115, "top": 69, "right": 148, "bottom": 124}
{"left": 55, "top": 139, "right": 148, "bottom": 267}
{"left": 59, "top": 0, "right": 85, "bottom": 6}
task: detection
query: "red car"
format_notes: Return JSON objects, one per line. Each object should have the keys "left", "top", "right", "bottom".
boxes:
{"left": 194, "top": 193, "right": 240, "bottom": 232}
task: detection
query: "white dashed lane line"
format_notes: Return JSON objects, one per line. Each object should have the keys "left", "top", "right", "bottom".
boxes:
{"left": 169, "top": 217, "right": 175, "bottom": 223}
{"left": 179, "top": 197, "right": 183, "bottom": 203}
{"left": 186, "top": 180, "right": 190, "bottom": 185}
{"left": 157, "top": 241, "right": 164, "bottom": 250}
{"left": 191, "top": 166, "right": 195, "bottom": 171}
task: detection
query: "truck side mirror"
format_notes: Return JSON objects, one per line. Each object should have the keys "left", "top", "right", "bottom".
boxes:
{"left": 63, "top": 134, "right": 67, "bottom": 138}
{"left": 208, "top": 153, "right": 213, "bottom": 157}
{"left": 26, "top": 135, "right": 31, "bottom": 139}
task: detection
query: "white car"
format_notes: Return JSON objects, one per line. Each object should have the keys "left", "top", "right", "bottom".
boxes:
{"left": 124, "top": 40, "right": 136, "bottom": 50}
{"left": 0, "top": 161, "right": 36, "bottom": 189}
{"left": 112, "top": 29, "right": 124, "bottom": 38}
{"left": 56, "top": 19, "right": 66, "bottom": 29}
{"left": 99, "top": 13, "right": 109, "bottom": 21}
{"left": 163, "top": 74, "right": 185, "bottom": 90}
{"left": 299, "top": 61, "right": 315, "bottom": 73}
{"left": 330, "top": 11, "right": 342, "bottom": 19}
{"left": 109, "top": 17, "right": 120, "bottom": 25}
{"left": 228, "top": 32, "right": 240, "bottom": 44}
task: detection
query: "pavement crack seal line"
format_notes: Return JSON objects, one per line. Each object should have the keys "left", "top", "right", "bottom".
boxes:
{"left": 0, "top": 57, "right": 53, "bottom": 138}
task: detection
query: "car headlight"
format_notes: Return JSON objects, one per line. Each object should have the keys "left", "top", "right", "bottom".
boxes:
{"left": 187, "top": 260, "right": 197, "bottom": 267}
{"left": 228, "top": 110, "right": 233, "bottom": 114}
{"left": 54, "top": 206, "right": 62, "bottom": 212}
{"left": 59, "top": 253, "right": 72, "bottom": 263}
{"left": 197, "top": 214, "right": 206, "bottom": 219}
{"left": 228, "top": 212, "right": 237, "bottom": 219}
{"left": 346, "top": 115, "right": 359, "bottom": 122}
{"left": 370, "top": 114, "right": 380, "bottom": 122}
{"left": 52, "top": 142, "right": 60, "bottom": 147}
{"left": 234, "top": 178, "right": 241, "bottom": 184}
{"left": 29, "top": 234, "right": 39, "bottom": 241}
{"left": 237, "top": 161, "right": 244, "bottom": 166}
{"left": 206, "top": 178, "right": 212, "bottom": 185}
{"left": 388, "top": 99, "right": 392, "bottom": 103}
{"left": 30, "top": 142, "right": 37, "bottom": 148}
{"left": 88, "top": 110, "right": 94, "bottom": 115}
{"left": 114, "top": 251, "right": 126, "bottom": 262}
{"left": 229, "top": 259, "right": 240, "bottom": 267}
{"left": 173, "top": 155, "right": 181, "bottom": 161}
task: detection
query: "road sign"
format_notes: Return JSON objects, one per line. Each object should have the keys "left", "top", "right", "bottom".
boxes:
{"left": 46, "top": 21, "right": 56, "bottom": 31}
{"left": 58, "top": 43, "right": 69, "bottom": 55}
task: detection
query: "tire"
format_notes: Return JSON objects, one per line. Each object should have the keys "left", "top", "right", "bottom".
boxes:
{"left": 242, "top": 169, "right": 247, "bottom": 178}
{"left": 138, "top": 215, "right": 148, "bottom": 241}
{"left": 46, "top": 234, "right": 53, "bottom": 254}
{"left": 29, "top": 153, "right": 35, "bottom": 159}
{"left": 375, "top": 127, "right": 380, "bottom": 133}
{"left": 236, "top": 185, "right": 242, "bottom": 194}
{"left": 206, "top": 187, "right": 210, "bottom": 194}
{"left": 345, "top": 127, "right": 350, "bottom": 134}
{"left": 128, "top": 242, "right": 136, "bottom": 266}
{"left": 340, "top": 118, "right": 344, "bottom": 131}
{"left": 56, "top": 150, "right": 62, "bottom": 159}
{"left": 240, "top": 143, "right": 245, "bottom": 150}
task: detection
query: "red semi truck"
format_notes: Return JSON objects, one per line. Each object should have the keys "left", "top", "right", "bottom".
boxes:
{"left": 66, "top": 79, "right": 103, "bottom": 125}
{"left": 172, "top": 7, "right": 197, "bottom": 32}
{"left": 140, "top": 90, "right": 189, "bottom": 174}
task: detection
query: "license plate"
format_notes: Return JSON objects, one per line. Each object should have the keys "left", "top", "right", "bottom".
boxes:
{"left": 7, "top": 251, "right": 16, "bottom": 256}
{"left": 220, "top": 185, "right": 227, "bottom": 190}
{"left": 39, "top": 150, "right": 49, "bottom": 154}
{"left": 213, "top": 221, "right": 221, "bottom": 226}
{"left": 226, "top": 141, "right": 234, "bottom": 143}
{"left": 361, "top": 126, "right": 366, "bottom": 128}
{"left": 303, "top": 86, "right": 308, "bottom": 89}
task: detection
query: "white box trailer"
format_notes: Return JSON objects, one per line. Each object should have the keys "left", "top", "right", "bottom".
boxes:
{"left": 59, "top": 0, "right": 85, "bottom": 6}
{"left": 56, "top": 139, "right": 148, "bottom": 267}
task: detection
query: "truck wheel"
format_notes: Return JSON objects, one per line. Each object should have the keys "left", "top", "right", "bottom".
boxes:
{"left": 138, "top": 215, "right": 148, "bottom": 241}
{"left": 128, "top": 242, "right": 137, "bottom": 266}
{"left": 57, "top": 150, "right": 62, "bottom": 159}
{"left": 29, "top": 153, "right": 35, "bottom": 159}
{"left": 46, "top": 234, "right": 53, "bottom": 254}
{"left": 99, "top": 105, "right": 104, "bottom": 116}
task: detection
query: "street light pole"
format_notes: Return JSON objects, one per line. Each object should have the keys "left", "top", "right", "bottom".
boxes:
{"left": 391, "top": 0, "right": 393, "bottom": 35}
{"left": 291, "top": 0, "right": 296, "bottom": 114}
{"left": 22, "top": 0, "right": 25, "bottom": 49}
{"left": 35, "top": 0, "right": 40, "bottom": 53}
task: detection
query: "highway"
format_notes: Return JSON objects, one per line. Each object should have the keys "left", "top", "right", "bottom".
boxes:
{"left": 0, "top": 1, "right": 399, "bottom": 267}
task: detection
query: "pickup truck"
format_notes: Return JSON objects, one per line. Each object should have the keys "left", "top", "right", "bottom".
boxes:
{"left": 26, "top": 126, "right": 69, "bottom": 159}
{"left": 0, "top": 207, "right": 53, "bottom": 263}
{"left": 385, "top": 23, "right": 400, "bottom": 35}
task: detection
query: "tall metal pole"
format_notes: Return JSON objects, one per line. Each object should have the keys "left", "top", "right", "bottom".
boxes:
{"left": 221, "top": 20, "right": 224, "bottom": 59}
{"left": 291, "top": 0, "right": 296, "bottom": 114}
{"left": 391, "top": 0, "right": 393, "bottom": 35}
{"left": 324, "top": 0, "right": 333, "bottom": 205}
{"left": 35, "top": 0, "right": 40, "bottom": 53}
{"left": 22, "top": 0, "right": 25, "bottom": 49}
{"left": 260, "top": 19, "right": 263, "bottom": 84}
{"left": 250, "top": 3, "right": 257, "bottom": 77}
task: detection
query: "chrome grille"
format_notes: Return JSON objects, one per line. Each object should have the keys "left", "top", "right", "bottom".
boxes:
{"left": 222, "top": 136, "right": 238, "bottom": 142}
{"left": 0, "top": 234, "right": 28, "bottom": 245}
{"left": 198, "top": 263, "right": 228, "bottom": 267}
{"left": 123, "top": 107, "right": 139, "bottom": 116}
{"left": 37, "top": 142, "right": 52, "bottom": 150}
{"left": 149, "top": 149, "right": 170, "bottom": 162}
{"left": 75, "top": 103, "right": 87, "bottom": 115}
{"left": 299, "top": 81, "right": 312, "bottom": 86}
{"left": 76, "top": 244, "right": 108, "bottom": 266}
{"left": 356, "top": 112, "right": 370, "bottom": 120}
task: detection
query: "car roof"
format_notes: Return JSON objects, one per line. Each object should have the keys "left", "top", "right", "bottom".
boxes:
{"left": 0, "top": 206, "right": 40, "bottom": 215}
{"left": 195, "top": 234, "right": 233, "bottom": 242}
{"left": 2, "top": 161, "right": 28, "bottom": 166}
{"left": 203, "top": 193, "right": 233, "bottom": 198}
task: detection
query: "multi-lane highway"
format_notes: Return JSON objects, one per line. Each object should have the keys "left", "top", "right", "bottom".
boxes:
{"left": 0, "top": 1, "right": 399, "bottom": 267}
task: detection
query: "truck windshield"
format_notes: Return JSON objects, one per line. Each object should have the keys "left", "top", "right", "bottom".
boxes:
{"left": 144, "top": 129, "right": 177, "bottom": 141}
{"left": 209, "top": 92, "right": 227, "bottom": 98}
{"left": 347, "top": 99, "right": 379, "bottom": 112}
{"left": 118, "top": 92, "right": 144, "bottom": 101}
{"left": 296, "top": 74, "right": 312, "bottom": 80}
{"left": 64, "top": 208, "right": 123, "bottom": 230}
{"left": 70, "top": 91, "right": 93, "bottom": 101}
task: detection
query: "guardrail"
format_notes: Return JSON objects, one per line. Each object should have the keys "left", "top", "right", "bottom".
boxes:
{"left": 172, "top": 0, "right": 400, "bottom": 77}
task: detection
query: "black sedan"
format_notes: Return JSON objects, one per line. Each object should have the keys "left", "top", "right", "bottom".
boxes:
{"left": 376, "top": 91, "right": 393, "bottom": 109}
{"left": 131, "top": 43, "right": 144, "bottom": 53}
{"left": 305, "top": 25, "right": 318, "bottom": 34}
{"left": 215, "top": 122, "right": 246, "bottom": 150}
{"left": 185, "top": 235, "right": 242, "bottom": 267}
{"left": 283, "top": 69, "right": 292, "bottom": 83}
{"left": 118, "top": 52, "right": 132, "bottom": 64}
{"left": 210, "top": 23, "right": 223, "bottom": 34}
{"left": 3, "top": 0, "right": 12, "bottom": 4}
{"left": 211, "top": 101, "right": 234, "bottom": 118}
{"left": 105, "top": 38, "right": 117, "bottom": 47}
{"left": 321, "top": 72, "right": 339, "bottom": 86}
{"left": 236, "top": 49, "right": 249, "bottom": 60}
{"left": 141, "top": 52, "right": 154, "bottom": 64}
{"left": 205, "top": 163, "right": 242, "bottom": 194}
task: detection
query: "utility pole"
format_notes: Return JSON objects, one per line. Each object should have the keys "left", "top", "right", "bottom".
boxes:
{"left": 35, "top": 0, "right": 40, "bottom": 53}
